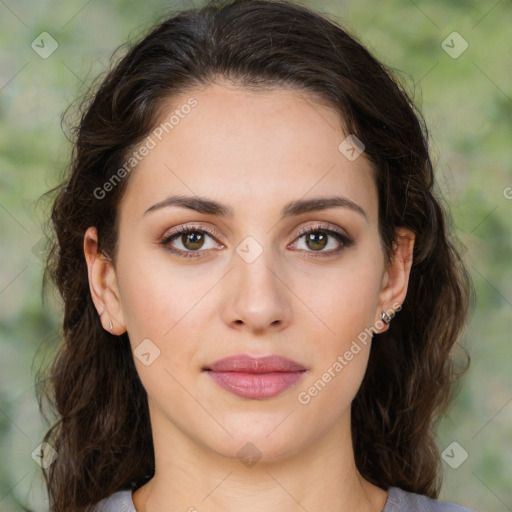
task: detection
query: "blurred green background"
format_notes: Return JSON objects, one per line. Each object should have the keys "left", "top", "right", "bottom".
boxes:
{"left": 0, "top": 0, "right": 510, "bottom": 510}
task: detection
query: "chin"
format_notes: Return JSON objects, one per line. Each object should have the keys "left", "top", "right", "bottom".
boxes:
{"left": 199, "top": 422, "right": 309, "bottom": 465}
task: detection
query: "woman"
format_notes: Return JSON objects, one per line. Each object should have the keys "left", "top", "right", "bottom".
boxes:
{"left": 38, "top": 0, "right": 475, "bottom": 510}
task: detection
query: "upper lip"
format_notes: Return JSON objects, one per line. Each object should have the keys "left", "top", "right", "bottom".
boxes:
{"left": 204, "top": 354, "right": 307, "bottom": 373}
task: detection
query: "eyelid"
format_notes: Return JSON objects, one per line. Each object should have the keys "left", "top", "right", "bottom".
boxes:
{"left": 161, "top": 222, "right": 348, "bottom": 243}
{"left": 162, "top": 223, "right": 224, "bottom": 242}
{"left": 158, "top": 221, "right": 354, "bottom": 261}
{"left": 292, "top": 222, "right": 349, "bottom": 241}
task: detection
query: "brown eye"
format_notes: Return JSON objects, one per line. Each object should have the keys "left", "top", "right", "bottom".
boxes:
{"left": 304, "top": 231, "right": 329, "bottom": 251}
{"left": 161, "top": 226, "right": 222, "bottom": 258}
{"left": 290, "top": 225, "right": 353, "bottom": 256}
{"left": 180, "top": 231, "right": 206, "bottom": 250}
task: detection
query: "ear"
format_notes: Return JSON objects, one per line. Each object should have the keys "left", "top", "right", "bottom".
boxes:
{"left": 83, "top": 226, "right": 126, "bottom": 335}
{"left": 376, "top": 226, "right": 415, "bottom": 333}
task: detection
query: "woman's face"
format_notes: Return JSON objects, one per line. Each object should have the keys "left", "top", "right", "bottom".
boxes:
{"left": 87, "top": 81, "right": 412, "bottom": 462}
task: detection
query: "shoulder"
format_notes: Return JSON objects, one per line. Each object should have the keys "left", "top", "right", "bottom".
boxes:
{"left": 384, "top": 486, "right": 476, "bottom": 512}
{"left": 94, "top": 489, "right": 136, "bottom": 512}
{"left": 92, "top": 486, "right": 477, "bottom": 512}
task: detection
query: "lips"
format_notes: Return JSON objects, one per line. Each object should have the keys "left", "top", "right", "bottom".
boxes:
{"left": 205, "top": 354, "right": 307, "bottom": 373}
{"left": 203, "top": 354, "right": 308, "bottom": 400}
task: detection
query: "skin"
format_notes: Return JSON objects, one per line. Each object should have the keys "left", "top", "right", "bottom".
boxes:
{"left": 84, "top": 80, "right": 415, "bottom": 512}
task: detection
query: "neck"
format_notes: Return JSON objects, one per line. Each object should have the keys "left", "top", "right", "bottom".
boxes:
{"left": 133, "top": 405, "right": 388, "bottom": 512}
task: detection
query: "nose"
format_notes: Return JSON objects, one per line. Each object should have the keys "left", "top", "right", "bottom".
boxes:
{"left": 220, "top": 244, "right": 293, "bottom": 334}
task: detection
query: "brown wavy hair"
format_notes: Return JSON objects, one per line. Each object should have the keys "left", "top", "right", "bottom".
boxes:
{"left": 37, "top": 0, "right": 473, "bottom": 510}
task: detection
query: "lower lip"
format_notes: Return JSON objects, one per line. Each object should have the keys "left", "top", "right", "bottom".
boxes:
{"left": 205, "top": 371, "right": 306, "bottom": 399}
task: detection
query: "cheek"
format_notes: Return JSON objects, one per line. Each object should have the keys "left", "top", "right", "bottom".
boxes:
{"left": 115, "top": 244, "right": 210, "bottom": 382}
{"left": 115, "top": 242, "right": 198, "bottom": 340}
{"left": 294, "top": 249, "right": 383, "bottom": 405}
{"left": 296, "top": 308, "right": 374, "bottom": 430}
{"left": 295, "top": 254, "right": 383, "bottom": 346}
{"left": 292, "top": 336, "right": 371, "bottom": 451}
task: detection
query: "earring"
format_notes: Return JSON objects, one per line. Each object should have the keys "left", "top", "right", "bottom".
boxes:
{"left": 381, "top": 312, "right": 392, "bottom": 325}
{"left": 108, "top": 319, "right": 113, "bottom": 331}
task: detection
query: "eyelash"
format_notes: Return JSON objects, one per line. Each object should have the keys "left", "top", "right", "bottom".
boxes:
{"left": 160, "top": 223, "right": 353, "bottom": 259}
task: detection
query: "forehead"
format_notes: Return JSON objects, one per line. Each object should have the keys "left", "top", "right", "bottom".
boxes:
{"left": 119, "top": 81, "right": 377, "bottom": 222}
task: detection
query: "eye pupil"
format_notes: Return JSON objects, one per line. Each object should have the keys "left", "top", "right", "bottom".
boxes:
{"left": 306, "top": 231, "right": 328, "bottom": 251}
{"left": 164, "top": 225, "right": 347, "bottom": 258}
{"left": 183, "top": 231, "right": 204, "bottom": 250}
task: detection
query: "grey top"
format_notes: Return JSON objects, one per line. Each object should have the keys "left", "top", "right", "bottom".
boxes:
{"left": 94, "top": 487, "right": 476, "bottom": 511}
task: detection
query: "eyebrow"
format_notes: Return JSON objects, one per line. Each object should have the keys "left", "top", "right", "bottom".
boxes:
{"left": 144, "top": 194, "right": 368, "bottom": 222}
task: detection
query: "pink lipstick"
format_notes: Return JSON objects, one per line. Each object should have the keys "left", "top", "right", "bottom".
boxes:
{"left": 203, "top": 354, "right": 308, "bottom": 400}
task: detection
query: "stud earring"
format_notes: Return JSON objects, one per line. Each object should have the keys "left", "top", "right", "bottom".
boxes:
{"left": 108, "top": 319, "right": 113, "bottom": 330}
{"left": 381, "top": 312, "right": 392, "bottom": 325}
